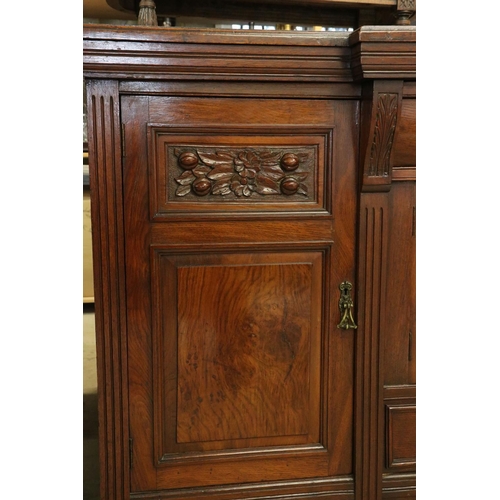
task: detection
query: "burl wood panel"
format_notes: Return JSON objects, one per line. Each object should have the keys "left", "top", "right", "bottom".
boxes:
{"left": 155, "top": 251, "right": 323, "bottom": 457}
{"left": 176, "top": 262, "right": 316, "bottom": 444}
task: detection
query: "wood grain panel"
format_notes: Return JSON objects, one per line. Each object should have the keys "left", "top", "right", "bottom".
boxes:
{"left": 153, "top": 250, "right": 324, "bottom": 458}
{"left": 384, "top": 183, "right": 416, "bottom": 386}
{"left": 177, "top": 262, "right": 315, "bottom": 443}
{"left": 122, "top": 95, "right": 157, "bottom": 492}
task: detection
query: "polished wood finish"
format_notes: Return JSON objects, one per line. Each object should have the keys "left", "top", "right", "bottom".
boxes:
{"left": 84, "top": 25, "right": 416, "bottom": 500}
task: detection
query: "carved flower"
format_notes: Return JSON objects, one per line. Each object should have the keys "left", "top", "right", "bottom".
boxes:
{"left": 230, "top": 174, "right": 253, "bottom": 197}
{"left": 234, "top": 151, "right": 261, "bottom": 175}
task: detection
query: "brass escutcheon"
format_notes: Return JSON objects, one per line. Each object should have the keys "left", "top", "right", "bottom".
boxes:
{"left": 337, "top": 281, "right": 358, "bottom": 330}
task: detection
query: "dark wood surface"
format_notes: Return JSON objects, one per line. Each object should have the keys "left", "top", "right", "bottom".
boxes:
{"left": 84, "top": 25, "right": 416, "bottom": 500}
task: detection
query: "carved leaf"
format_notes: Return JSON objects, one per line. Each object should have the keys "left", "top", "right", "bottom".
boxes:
{"left": 175, "top": 171, "right": 196, "bottom": 185}
{"left": 260, "top": 164, "right": 286, "bottom": 180}
{"left": 255, "top": 174, "right": 280, "bottom": 194}
{"left": 297, "top": 183, "right": 308, "bottom": 195}
{"left": 176, "top": 184, "right": 192, "bottom": 197}
{"left": 259, "top": 151, "right": 282, "bottom": 162}
{"left": 212, "top": 182, "right": 232, "bottom": 195}
{"left": 198, "top": 151, "right": 234, "bottom": 166}
{"left": 207, "top": 165, "right": 234, "bottom": 181}
{"left": 369, "top": 93, "right": 398, "bottom": 177}
{"left": 290, "top": 171, "right": 309, "bottom": 182}
{"left": 193, "top": 165, "right": 211, "bottom": 177}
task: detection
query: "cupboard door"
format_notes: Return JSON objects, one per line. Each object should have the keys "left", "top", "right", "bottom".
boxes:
{"left": 121, "top": 95, "right": 358, "bottom": 493}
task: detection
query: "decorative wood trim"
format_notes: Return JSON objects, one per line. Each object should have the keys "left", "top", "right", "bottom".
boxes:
{"left": 349, "top": 26, "right": 416, "bottom": 81}
{"left": 83, "top": 25, "right": 352, "bottom": 83}
{"left": 382, "top": 472, "right": 416, "bottom": 492}
{"left": 360, "top": 81, "right": 404, "bottom": 192}
{"left": 130, "top": 476, "right": 354, "bottom": 499}
{"left": 84, "top": 25, "right": 416, "bottom": 85}
{"left": 383, "top": 385, "right": 416, "bottom": 401}
{"left": 392, "top": 166, "right": 415, "bottom": 181}
{"left": 86, "top": 79, "right": 129, "bottom": 500}
{"left": 368, "top": 93, "right": 398, "bottom": 177}
{"left": 83, "top": 25, "right": 352, "bottom": 46}
{"left": 355, "top": 197, "right": 389, "bottom": 500}
{"left": 119, "top": 80, "right": 362, "bottom": 99}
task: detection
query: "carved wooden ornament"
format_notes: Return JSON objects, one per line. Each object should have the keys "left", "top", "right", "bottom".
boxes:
{"left": 173, "top": 148, "right": 311, "bottom": 198}
{"left": 369, "top": 93, "right": 398, "bottom": 178}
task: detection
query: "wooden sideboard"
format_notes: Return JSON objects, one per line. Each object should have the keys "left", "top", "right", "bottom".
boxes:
{"left": 83, "top": 24, "right": 416, "bottom": 500}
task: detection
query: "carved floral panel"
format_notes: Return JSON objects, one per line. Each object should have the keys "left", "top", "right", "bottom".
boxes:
{"left": 169, "top": 146, "right": 316, "bottom": 201}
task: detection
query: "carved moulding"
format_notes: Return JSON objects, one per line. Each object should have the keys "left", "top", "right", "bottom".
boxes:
{"left": 173, "top": 147, "right": 311, "bottom": 199}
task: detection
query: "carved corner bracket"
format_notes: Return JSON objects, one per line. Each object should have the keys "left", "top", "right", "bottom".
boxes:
{"left": 360, "top": 81, "right": 404, "bottom": 193}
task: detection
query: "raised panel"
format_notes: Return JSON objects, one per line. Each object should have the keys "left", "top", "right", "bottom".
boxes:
{"left": 149, "top": 127, "right": 331, "bottom": 218}
{"left": 152, "top": 249, "right": 327, "bottom": 466}
{"left": 385, "top": 405, "right": 416, "bottom": 470}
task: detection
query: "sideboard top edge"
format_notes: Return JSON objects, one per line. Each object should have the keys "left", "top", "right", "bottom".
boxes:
{"left": 83, "top": 24, "right": 352, "bottom": 47}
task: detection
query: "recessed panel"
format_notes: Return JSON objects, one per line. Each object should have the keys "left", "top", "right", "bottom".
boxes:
{"left": 149, "top": 127, "right": 331, "bottom": 217}
{"left": 153, "top": 250, "right": 324, "bottom": 460}
{"left": 386, "top": 404, "right": 416, "bottom": 470}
